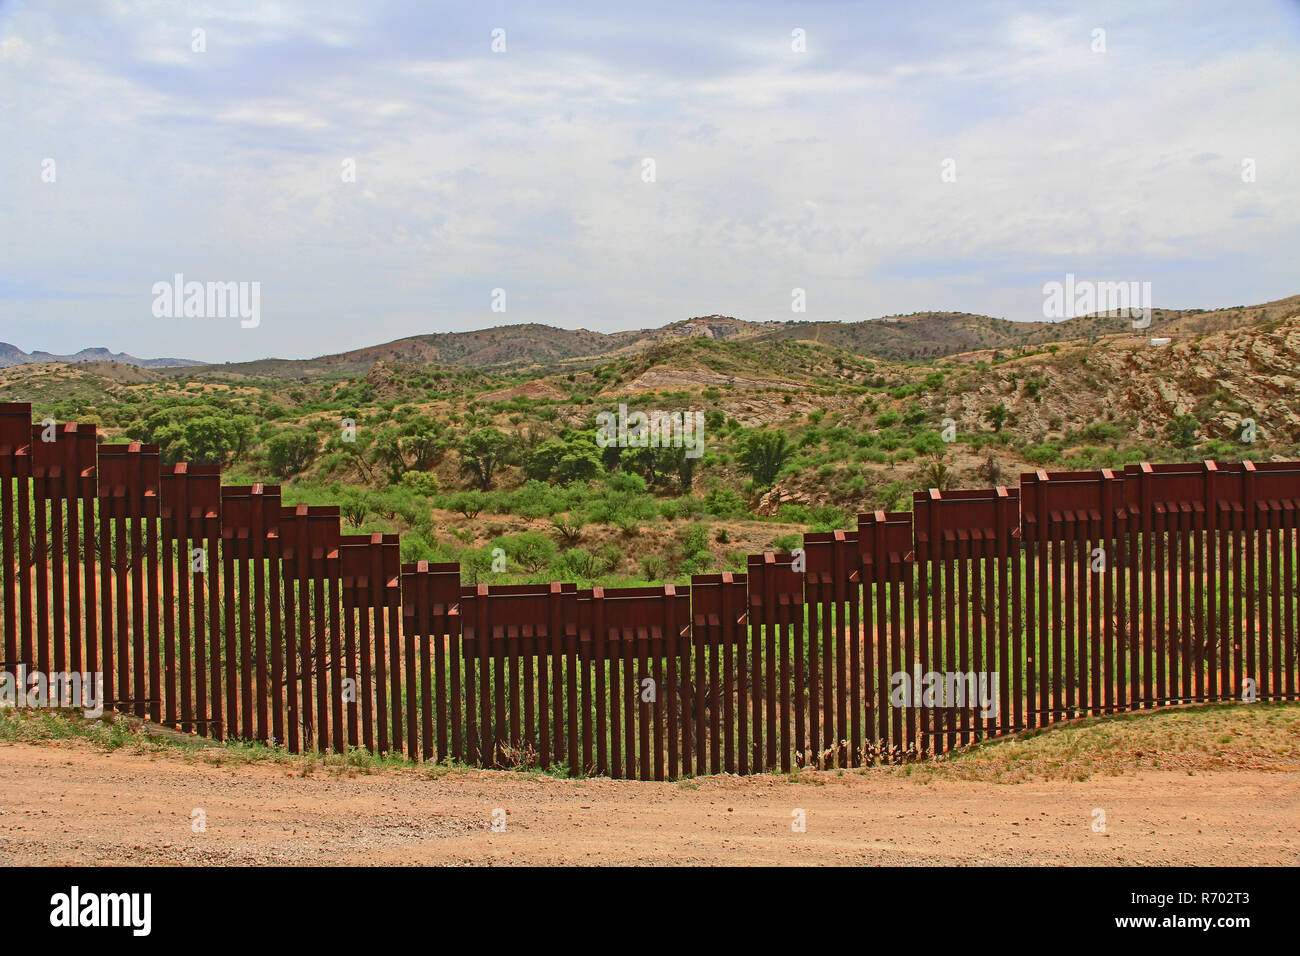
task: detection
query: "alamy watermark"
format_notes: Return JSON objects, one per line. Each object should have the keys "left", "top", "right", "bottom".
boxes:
{"left": 595, "top": 404, "right": 705, "bottom": 458}
{"left": 0, "top": 667, "right": 104, "bottom": 718}
{"left": 889, "top": 669, "right": 1000, "bottom": 718}
{"left": 49, "top": 886, "right": 151, "bottom": 936}
{"left": 151, "top": 273, "right": 260, "bottom": 328}
{"left": 1042, "top": 273, "right": 1152, "bottom": 328}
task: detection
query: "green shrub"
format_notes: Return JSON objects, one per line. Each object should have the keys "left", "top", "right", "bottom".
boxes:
{"left": 495, "top": 532, "right": 557, "bottom": 573}
{"left": 702, "top": 487, "right": 748, "bottom": 518}
{"left": 554, "top": 548, "right": 599, "bottom": 579}
{"left": 503, "top": 480, "right": 570, "bottom": 518}
{"left": 1023, "top": 443, "right": 1060, "bottom": 466}
{"left": 446, "top": 490, "right": 486, "bottom": 518}
{"left": 340, "top": 490, "right": 368, "bottom": 528}
{"left": 910, "top": 431, "right": 946, "bottom": 455}
{"left": 399, "top": 471, "right": 440, "bottom": 496}
{"left": 772, "top": 532, "right": 802, "bottom": 552}
{"left": 1166, "top": 414, "right": 1200, "bottom": 449}
{"left": 641, "top": 555, "right": 668, "bottom": 580}
{"left": 681, "top": 522, "right": 710, "bottom": 558}
{"left": 550, "top": 513, "right": 585, "bottom": 544}
{"left": 1078, "top": 420, "right": 1126, "bottom": 443}
{"left": 266, "top": 429, "right": 319, "bottom": 477}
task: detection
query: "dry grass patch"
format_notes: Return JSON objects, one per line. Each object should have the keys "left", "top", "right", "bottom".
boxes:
{"left": 889, "top": 702, "right": 1300, "bottom": 784}
{"left": 0, "top": 708, "right": 470, "bottom": 780}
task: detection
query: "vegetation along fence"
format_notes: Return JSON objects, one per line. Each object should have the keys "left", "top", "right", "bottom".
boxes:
{"left": 1, "top": 401, "right": 1297, "bottom": 778}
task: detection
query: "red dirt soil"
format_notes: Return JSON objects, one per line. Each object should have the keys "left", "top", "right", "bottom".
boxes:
{"left": 1, "top": 740, "right": 1295, "bottom": 866}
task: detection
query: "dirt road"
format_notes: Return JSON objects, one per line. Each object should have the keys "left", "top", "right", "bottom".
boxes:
{"left": 1, "top": 740, "right": 1295, "bottom": 865}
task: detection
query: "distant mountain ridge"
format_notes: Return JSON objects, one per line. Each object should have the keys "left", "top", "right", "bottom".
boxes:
{"left": 170, "top": 293, "right": 1299, "bottom": 380}
{"left": 0, "top": 343, "right": 202, "bottom": 369}
{"left": 299, "top": 315, "right": 787, "bottom": 370}
{"left": 13, "top": 292, "right": 1298, "bottom": 380}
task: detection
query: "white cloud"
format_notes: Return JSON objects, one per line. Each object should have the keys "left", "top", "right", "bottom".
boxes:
{"left": 0, "top": 0, "right": 1295, "bottom": 361}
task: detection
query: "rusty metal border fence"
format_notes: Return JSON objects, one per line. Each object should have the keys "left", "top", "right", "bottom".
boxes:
{"left": 1, "top": 401, "right": 1297, "bottom": 778}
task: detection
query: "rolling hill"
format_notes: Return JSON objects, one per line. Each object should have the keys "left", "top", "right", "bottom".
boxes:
{"left": 158, "top": 293, "right": 1300, "bottom": 381}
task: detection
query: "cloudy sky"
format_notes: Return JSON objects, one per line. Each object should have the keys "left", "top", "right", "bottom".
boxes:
{"left": 1, "top": 0, "right": 1297, "bottom": 362}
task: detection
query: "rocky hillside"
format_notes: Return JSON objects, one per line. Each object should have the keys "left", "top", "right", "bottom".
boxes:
{"left": 764, "top": 295, "right": 1300, "bottom": 362}
{"left": 170, "top": 315, "right": 788, "bottom": 381}
{"left": 765, "top": 311, "right": 1042, "bottom": 360}
{"left": 928, "top": 314, "right": 1300, "bottom": 447}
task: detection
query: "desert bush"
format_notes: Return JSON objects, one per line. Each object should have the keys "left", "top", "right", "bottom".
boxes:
{"left": 458, "top": 427, "right": 514, "bottom": 491}
{"left": 399, "top": 471, "right": 440, "bottom": 496}
{"left": 1166, "top": 414, "right": 1200, "bottom": 449}
{"left": 340, "top": 490, "right": 368, "bottom": 528}
{"left": 681, "top": 522, "right": 710, "bottom": 559}
{"left": 495, "top": 532, "right": 557, "bottom": 573}
{"left": 553, "top": 548, "right": 599, "bottom": 580}
{"left": 266, "top": 429, "right": 319, "bottom": 477}
{"left": 772, "top": 532, "right": 802, "bottom": 553}
{"left": 446, "top": 490, "right": 486, "bottom": 519}
{"left": 702, "top": 487, "right": 748, "bottom": 518}
{"left": 910, "top": 431, "right": 946, "bottom": 456}
{"left": 550, "top": 513, "right": 585, "bottom": 544}
{"left": 641, "top": 555, "right": 668, "bottom": 580}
